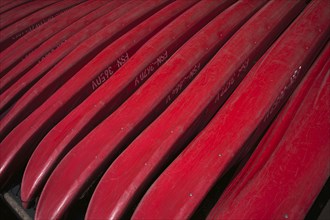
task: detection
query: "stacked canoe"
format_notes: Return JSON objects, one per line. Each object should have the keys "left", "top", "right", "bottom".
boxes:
{"left": 0, "top": 0, "right": 329, "bottom": 219}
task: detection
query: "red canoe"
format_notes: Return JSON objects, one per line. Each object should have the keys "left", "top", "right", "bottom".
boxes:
{"left": 23, "top": 0, "right": 247, "bottom": 211}
{"left": 0, "top": 0, "right": 169, "bottom": 139}
{"left": 0, "top": 0, "right": 83, "bottom": 52}
{"left": 22, "top": 1, "right": 201, "bottom": 207}
{"left": 207, "top": 44, "right": 330, "bottom": 220}
{"left": 0, "top": 0, "right": 58, "bottom": 30}
{"left": 0, "top": 1, "right": 328, "bottom": 219}
{"left": 34, "top": 0, "right": 310, "bottom": 219}
{"left": 0, "top": 0, "right": 128, "bottom": 112}
{"left": 33, "top": 0, "right": 244, "bottom": 219}
{"left": 0, "top": 0, "right": 108, "bottom": 92}
{"left": 84, "top": 1, "right": 269, "bottom": 219}
{"left": 132, "top": 0, "right": 329, "bottom": 218}
{"left": 0, "top": 0, "right": 175, "bottom": 188}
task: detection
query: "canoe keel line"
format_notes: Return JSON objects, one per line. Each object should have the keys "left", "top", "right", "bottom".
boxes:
{"left": 0, "top": 0, "right": 329, "bottom": 219}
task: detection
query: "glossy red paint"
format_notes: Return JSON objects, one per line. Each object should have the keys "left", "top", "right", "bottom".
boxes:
{"left": 0, "top": 0, "right": 84, "bottom": 52}
{"left": 0, "top": 0, "right": 110, "bottom": 94}
{"left": 85, "top": 1, "right": 268, "bottom": 219}
{"left": 0, "top": 0, "right": 172, "bottom": 187}
{"left": 207, "top": 44, "right": 330, "bottom": 220}
{"left": 0, "top": 0, "right": 129, "bottom": 112}
{"left": 33, "top": 1, "right": 242, "bottom": 219}
{"left": 0, "top": 0, "right": 58, "bottom": 30}
{"left": 21, "top": 0, "right": 201, "bottom": 207}
{"left": 0, "top": 1, "right": 328, "bottom": 219}
{"left": 0, "top": 0, "right": 168, "bottom": 140}
{"left": 132, "top": 0, "right": 329, "bottom": 218}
